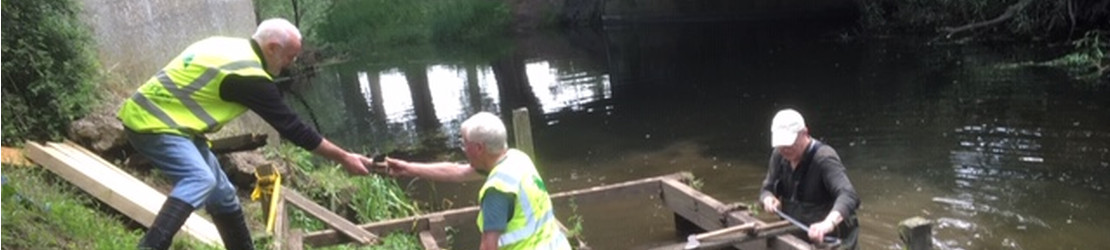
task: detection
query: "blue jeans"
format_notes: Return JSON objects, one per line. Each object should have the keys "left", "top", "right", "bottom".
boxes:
{"left": 126, "top": 130, "right": 241, "bottom": 214}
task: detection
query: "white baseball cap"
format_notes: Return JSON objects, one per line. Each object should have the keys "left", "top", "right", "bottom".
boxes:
{"left": 771, "top": 109, "right": 806, "bottom": 147}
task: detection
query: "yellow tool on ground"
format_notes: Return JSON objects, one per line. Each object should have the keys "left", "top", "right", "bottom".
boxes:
{"left": 250, "top": 164, "right": 282, "bottom": 234}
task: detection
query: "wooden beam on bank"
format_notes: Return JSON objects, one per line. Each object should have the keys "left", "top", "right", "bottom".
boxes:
{"left": 284, "top": 188, "right": 379, "bottom": 245}
{"left": 23, "top": 142, "right": 224, "bottom": 246}
{"left": 301, "top": 172, "right": 690, "bottom": 247}
{"left": 209, "top": 133, "right": 269, "bottom": 154}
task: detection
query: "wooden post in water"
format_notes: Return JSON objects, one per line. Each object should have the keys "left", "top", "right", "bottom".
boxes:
{"left": 898, "top": 217, "right": 932, "bottom": 250}
{"left": 512, "top": 108, "right": 535, "bottom": 157}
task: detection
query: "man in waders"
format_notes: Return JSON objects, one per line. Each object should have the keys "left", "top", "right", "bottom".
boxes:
{"left": 119, "top": 18, "right": 374, "bottom": 250}
{"left": 760, "top": 109, "right": 861, "bottom": 249}
{"left": 381, "top": 112, "right": 571, "bottom": 250}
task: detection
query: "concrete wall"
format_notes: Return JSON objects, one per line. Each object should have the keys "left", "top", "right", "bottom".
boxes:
{"left": 80, "top": 0, "right": 257, "bottom": 87}
{"left": 80, "top": 0, "right": 279, "bottom": 140}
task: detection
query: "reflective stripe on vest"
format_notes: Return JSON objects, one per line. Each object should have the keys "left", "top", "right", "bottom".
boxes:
{"left": 118, "top": 37, "right": 269, "bottom": 135}
{"left": 130, "top": 60, "right": 262, "bottom": 132}
{"left": 486, "top": 171, "right": 560, "bottom": 246}
{"left": 477, "top": 150, "right": 569, "bottom": 250}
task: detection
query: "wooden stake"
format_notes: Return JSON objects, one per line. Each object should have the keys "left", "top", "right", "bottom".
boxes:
{"left": 899, "top": 217, "right": 932, "bottom": 250}
{"left": 512, "top": 108, "right": 534, "bottom": 157}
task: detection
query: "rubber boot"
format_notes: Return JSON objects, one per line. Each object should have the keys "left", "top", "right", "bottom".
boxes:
{"left": 210, "top": 208, "right": 254, "bottom": 250}
{"left": 138, "top": 197, "right": 194, "bottom": 250}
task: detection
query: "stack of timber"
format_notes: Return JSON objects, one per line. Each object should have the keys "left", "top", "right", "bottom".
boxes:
{"left": 23, "top": 141, "right": 223, "bottom": 246}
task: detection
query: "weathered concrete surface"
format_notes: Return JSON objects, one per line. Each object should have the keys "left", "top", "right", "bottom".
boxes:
{"left": 79, "top": 0, "right": 257, "bottom": 87}
{"left": 78, "top": 0, "right": 281, "bottom": 144}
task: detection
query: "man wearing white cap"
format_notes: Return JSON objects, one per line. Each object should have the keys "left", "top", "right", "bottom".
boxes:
{"left": 760, "top": 109, "right": 860, "bottom": 249}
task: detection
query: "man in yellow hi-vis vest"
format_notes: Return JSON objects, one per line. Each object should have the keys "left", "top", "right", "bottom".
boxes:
{"left": 380, "top": 112, "right": 571, "bottom": 250}
{"left": 119, "top": 18, "right": 374, "bottom": 250}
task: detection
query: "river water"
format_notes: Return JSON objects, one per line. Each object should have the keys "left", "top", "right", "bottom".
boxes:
{"left": 289, "top": 22, "right": 1110, "bottom": 249}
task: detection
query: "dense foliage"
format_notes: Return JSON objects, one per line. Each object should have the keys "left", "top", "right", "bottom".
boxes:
{"left": 254, "top": 0, "right": 512, "bottom": 66}
{"left": 2, "top": 0, "right": 101, "bottom": 145}
{"left": 858, "top": 0, "right": 1109, "bottom": 39}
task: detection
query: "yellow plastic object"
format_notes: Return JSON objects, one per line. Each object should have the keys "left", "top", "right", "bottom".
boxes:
{"left": 250, "top": 167, "right": 282, "bottom": 234}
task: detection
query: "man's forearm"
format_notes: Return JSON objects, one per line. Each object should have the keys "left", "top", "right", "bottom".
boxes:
{"left": 407, "top": 162, "right": 482, "bottom": 182}
{"left": 823, "top": 211, "right": 843, "bottom": 226}
{"left": 312, "top": 138, "right": 348, "bottom": 161}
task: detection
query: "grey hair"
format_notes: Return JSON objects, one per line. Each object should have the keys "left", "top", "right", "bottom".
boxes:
{"left": 461, "top": 112, "right": 508, "bottom": 155}
{"left": 251, "top": 18, "right": 302, "bottom": 47}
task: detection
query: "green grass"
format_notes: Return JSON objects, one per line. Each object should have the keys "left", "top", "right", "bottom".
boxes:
{"left": 1, "top": 167, "right": 216, "bottom": 250}
{"left": 262, "top": 143, "right": 425, "bottom": 249}
{"left": 2, "top": 142, "right": 426, "bottom": 249}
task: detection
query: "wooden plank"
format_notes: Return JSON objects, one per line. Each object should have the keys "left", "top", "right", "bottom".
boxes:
{"left": 283, "top": 188, "right": 378, "bottom": 245}
{"left": 1, "top": 146, "right": 32, "bottom": 166}
{"left": 50, "top": 142, "right": 223, "bottom": 243}
{"left": 512, "top": 108, "right": 534, "bottom": 157}
{"left": 550, "top": 172, "right": 688, "bottom": 204}
{"left": 661, "top": 179, "right": 810, "bottom": 250}
{"left": 24, "top": 142, "right": 223, "bottom": 246}
{"left": 302, "top": 173, "right": 688, "bottom": 246}
{"left": 724, "top": 211, "right": 811, "bottom": 250}
{"left": 649, "top": 221, "right": 801, "bottom": 250}
{"left": 660, "top": 179, "right": 730, "bottom": 231}
{"left": 209, "top": 133, "right": 268, "bottom": 154}
{"left": 428, "top": 215, "right": 447, "bottom": 246}
{"left": 270, "top": 189, "right": 288, "bottom": 250}
{"left": 419, "top": 231, "right": 441, "bottom": 250}
{"left": 767, "top": 235, "right": 812, "bottom": 250}
{"left": 288, "top": 229, "right": 304, "bottom": 250}
{"left": 304, "top": 206, "right": 480, "bottom": 247}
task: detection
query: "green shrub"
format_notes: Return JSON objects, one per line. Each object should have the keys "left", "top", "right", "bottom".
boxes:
{"left": 857, "top": 0, "right": 1106, "bottom": 38}
{"left": 2, "top": 0, "right": 101, "bottom": 145}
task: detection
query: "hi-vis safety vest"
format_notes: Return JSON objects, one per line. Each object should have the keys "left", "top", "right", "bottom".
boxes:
{"left": 477, "top": 149, "right": 571, "bottom": 250}
{"left": 118, "top": 37, "right": 271, "bottom": 136}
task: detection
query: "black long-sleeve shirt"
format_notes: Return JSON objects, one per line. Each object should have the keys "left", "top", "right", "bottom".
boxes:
{"left": 760, "top": 139, "right": 860, "bottom": 225}
{"left": 218, "top": 41, "right": 322, "bottom": 150}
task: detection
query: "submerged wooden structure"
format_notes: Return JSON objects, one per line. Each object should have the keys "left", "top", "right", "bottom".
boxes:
{"left": 278, "top": 108, "right": 815, "bottom": 250}
{"left": 287, "top": 172, "right": 814, "bottom": 249}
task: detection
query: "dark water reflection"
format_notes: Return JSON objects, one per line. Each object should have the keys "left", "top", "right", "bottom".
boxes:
{"left": 289, "top": 23, "right": 1110, "bottom": 249}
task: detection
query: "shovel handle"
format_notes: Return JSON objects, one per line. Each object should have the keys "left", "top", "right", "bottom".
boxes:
{"left": 695, "top": 222, "right": 756, "bottom": 240}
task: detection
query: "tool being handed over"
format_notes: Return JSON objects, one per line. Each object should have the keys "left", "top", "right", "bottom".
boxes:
{"left": 362, "top": 151, "right": 391, "bottom": 175}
